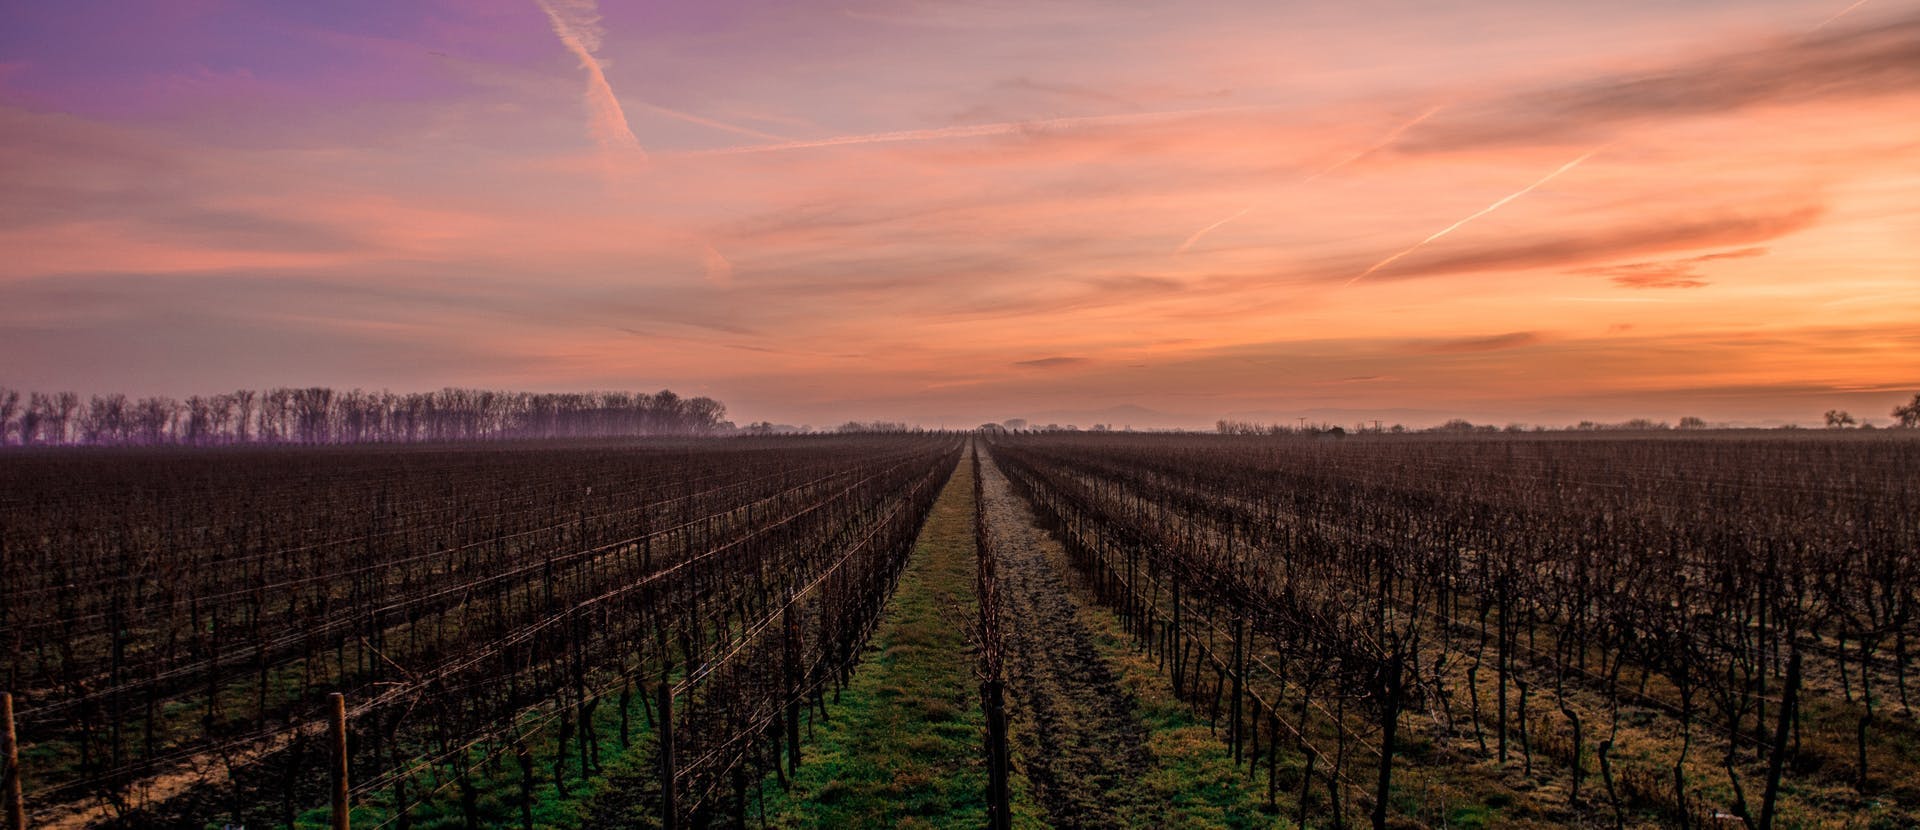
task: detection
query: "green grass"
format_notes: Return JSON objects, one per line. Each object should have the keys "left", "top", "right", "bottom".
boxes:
{"left": 288, "top": 678, "right": 665, "bottom": 830}
{"left": 758, "top": 456, "right": 1045, "bottom": 829}
{"left": 1071, "top": 590, "right": 1295, "bottom": 829}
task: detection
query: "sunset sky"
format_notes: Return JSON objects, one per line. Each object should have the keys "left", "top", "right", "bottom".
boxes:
{"left": 3, "top": 0, "right": 1917, "bottom": 428}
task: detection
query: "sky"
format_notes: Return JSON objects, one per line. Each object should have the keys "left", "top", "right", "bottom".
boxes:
{"left": 2, "top": 0, "right": 1917, "bottom": 429}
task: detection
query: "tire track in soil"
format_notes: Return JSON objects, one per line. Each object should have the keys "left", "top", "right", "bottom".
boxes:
{"left": 979, "top": 449, "right": 1160, "bottom": 830}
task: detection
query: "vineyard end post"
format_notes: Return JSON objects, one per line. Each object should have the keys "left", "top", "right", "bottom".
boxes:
{"left": 659, "top": 681, "right": 677, "bottom": 830}
{"left": 4, "top": 692, "right": 23, "bottom": 830}
{"left": 330, "top": 692, "right": 350, "bottom": 830}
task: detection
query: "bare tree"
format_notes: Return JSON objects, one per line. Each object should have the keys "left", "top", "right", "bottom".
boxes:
{"left": 185, "top": 396, "right": 212, "bottom": 445}
{"left": 1895, "top": 394, "right": 1920, "bottom": 428}
{"left": 683, "top": 396, "right": 726, "bottom": 435}
{"left": 82, "top": 393, "right": 128, "bottom": 443}
{"left": 233, "top": 389, "right": 257, "bottom": 442}
{"left": 292, "top": 387, "right": 334, "bottom": 444}
{"left": 0, "top": 387, "right": 18, "bottom": 445}
{"left": 209, "top": 394, "right": 238, "bottom": 443}
{"left": 1826, "top": 409, "right": 1857, "bottom": 429}
{"left": 134, "top": 397, "right": 178, "bottom": 444}
{"left": 20, "top": 393, "right": 49, "bottom": 445}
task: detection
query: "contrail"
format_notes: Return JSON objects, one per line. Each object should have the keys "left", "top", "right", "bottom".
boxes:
{"left": 1174, "top": 206, "right": 1255, "bottom": 254}
{"left": 534, "top": 0, "right": 646, "bottom": 169}
{"left": 1174, "top": 106, "right": 1443, "bottom": 255}
{"left": 636, "top": 102, "right": 789, "bottom": 142}
{"left": 1347, "top": 150, "right": 1598, "bottom": 286}
{"left": 687, "top": 104, "right": 1260, "bottom": 156}
{"left": 1813, "top": 0, "right": 1872, "bottom": 30}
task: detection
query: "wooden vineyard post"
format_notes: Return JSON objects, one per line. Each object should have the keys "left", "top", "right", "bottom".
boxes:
{"left": 329, "top": 692, "right": 350, "bottom": 830}
{"left": 1171, "top": 576, "right": 1184, "bottom": 699}
{"left": 1230, "top": 613, "right": 1245, "bottom": 763}
{"left": 784, "top": 594, "right": 801, "bottom": 774}
{"left": 658, "top": 680, "right": 677, "bottom": 830}
{"left": 983, "top": 679, "right": 1012, "bottom": 830}
{"left": 1759, "top": 649, "right": 1804, "bottom": 830}
{"left": 4, "top": 692, "right": 23, "bottom": 830}
{"left": 1268, "top": 711, "right": 1281, "bottom": 809}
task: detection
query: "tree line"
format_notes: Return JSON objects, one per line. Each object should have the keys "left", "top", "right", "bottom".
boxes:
{"left": 1219, "top": 391, "right": 1920, "bottom": 436}
{"left": 0, "top": 386, "right": 729, "bottom": 446}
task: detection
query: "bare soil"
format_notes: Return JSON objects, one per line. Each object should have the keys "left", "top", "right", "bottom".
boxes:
{"left": 978, "top": 451, "right": 1162, "bottom": 830}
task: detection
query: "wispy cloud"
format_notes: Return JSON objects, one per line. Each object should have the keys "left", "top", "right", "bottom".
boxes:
{"left": 997, "top": 76, "right": 1140, "bottom": 109}
{"left": 635, "top": 101, "right": 788, "bottom": 141}
{"left": 533, "top": 0, "right": 646, "bottom": 170}
{"left": 702, "top": 244, "right": 733, "bottom": 288}
{"left": 1014, "top": 356, "right": 1089, "bottom": 368}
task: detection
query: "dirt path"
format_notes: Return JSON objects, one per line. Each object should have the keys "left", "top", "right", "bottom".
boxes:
{"left": 978, "top": 449, "right": 1164, "bottom": 829}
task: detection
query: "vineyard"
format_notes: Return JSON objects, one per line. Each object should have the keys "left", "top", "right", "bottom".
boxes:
{"left": 987, "top": 432, "right": 1920, "bottom": 829}
{"left": 0, "top": 435, "right": 959, "bottom": 828}
{"left": 2, "top": 430, "right": 1916, "bottom": 829}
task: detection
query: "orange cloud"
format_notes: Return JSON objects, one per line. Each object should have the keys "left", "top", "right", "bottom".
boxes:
{"left": 1576, "top": 247, "right": 1769, "bottom": 289}
{"left": 1407, "top": 332, "right": 1543, "bottom": 354}
{"left": 1402, "top": 11, "right": 1920, "bottom": 151}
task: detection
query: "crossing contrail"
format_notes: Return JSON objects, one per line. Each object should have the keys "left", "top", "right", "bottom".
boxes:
{"left": 1303, "top": 105, "right": 1445, "bottom": 183}
{"left": 636, "top": 102, "right": 789, "bottom": 142}
{"left": 1174, "top": 206, "right": 1256, "bottom": 254}
{"left": 1813, "top": 0, "right": 1872, "bottom": 30}
{"left": 1347, "top": 150, "right": 1598, "bottom": 286}
{"left": 1174, "top": 106, "right": 1443, "bottom": 255}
